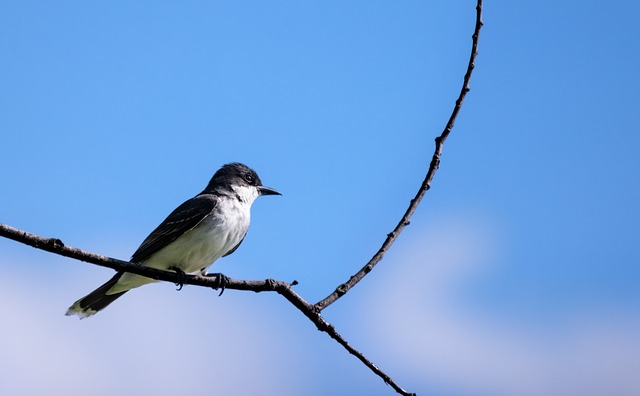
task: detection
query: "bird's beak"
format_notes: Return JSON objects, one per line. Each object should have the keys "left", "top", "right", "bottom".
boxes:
{"left": 258, "top": 185, "right": 282, "bottom": 196}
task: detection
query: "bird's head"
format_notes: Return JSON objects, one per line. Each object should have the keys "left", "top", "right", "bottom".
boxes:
{"left": 204, "top": 162, "right": 281, "bottom": 202}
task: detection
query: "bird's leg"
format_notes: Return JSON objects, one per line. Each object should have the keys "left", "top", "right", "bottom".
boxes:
{"left": 201, "top": 271, "right": 229, "bottom": 296}
{"left": 169, "top": 266, "right": 187, "bottom": 291}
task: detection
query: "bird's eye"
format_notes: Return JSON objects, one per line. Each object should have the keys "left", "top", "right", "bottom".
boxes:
{"left": 244, "top": 173, "right": 254, "bottom": 183}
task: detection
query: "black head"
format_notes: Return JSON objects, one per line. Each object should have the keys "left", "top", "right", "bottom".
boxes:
{"left": 204, "top": 162, "right": 281, "bottom": 196}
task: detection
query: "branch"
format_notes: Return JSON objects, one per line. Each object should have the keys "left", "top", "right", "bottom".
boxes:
{"left": 1, "top": 3, "right": 484, "bottom": 395}
{"left": 315, "top": 0, "right": 484, "bottom": 311}
{"left": 0, "top": 223, "right": 414, "bottom": 396}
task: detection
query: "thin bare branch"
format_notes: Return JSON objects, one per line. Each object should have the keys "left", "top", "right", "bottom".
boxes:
{"left": 315, "top": 0, "right": 484, "bottom": 311}
{"left": 0, "top": 222, "right": 414, "bottom": 395}
{"left": 1, "top": 3, "right": 483, "bottom": 394}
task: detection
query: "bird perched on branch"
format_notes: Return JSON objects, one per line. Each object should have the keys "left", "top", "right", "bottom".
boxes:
{"left": 66, "top": 162, "right": 281, "bottom": 318}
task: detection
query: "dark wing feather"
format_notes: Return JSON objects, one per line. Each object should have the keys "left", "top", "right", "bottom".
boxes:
{"left": 131, "top": 194, "right": 217, "bottom": 262}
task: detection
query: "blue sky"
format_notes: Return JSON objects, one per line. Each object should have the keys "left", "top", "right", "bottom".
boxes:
{"left": 1, "top": 1, "right": 639, "bottom": 395}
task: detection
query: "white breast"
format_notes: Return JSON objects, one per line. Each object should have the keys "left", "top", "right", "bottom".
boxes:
{"left": 150, "top": 195, "right": 252, "bottom": 274}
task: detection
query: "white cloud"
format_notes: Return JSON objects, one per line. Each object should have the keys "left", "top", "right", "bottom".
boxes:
{"left": 364, "top": 214, "right": 640, "bottom": 396}
{"left": 0, "top": 259, "right": 311, "bottom": 396}
{"left": 4, "top": 213, "right": 638, "bottom": 396}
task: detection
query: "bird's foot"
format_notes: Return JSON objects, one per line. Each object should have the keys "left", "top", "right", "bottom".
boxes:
{"left": 170, "top": 266, "right": 187, "bottom": 291}
{"left": 203, "top": 273, "right": 229, "bottom": 296}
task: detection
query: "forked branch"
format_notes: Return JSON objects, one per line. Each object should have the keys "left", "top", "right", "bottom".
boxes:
{"left": 0, "top": 2, "right": 483, "bottom": 395}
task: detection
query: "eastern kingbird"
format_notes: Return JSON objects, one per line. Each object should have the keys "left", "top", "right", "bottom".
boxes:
{"left": 66, "top": 162, "right": 281, "bottom": 319}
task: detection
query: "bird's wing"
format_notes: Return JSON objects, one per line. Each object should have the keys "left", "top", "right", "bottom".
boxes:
{"left": 131, "top": 194, "right": 217, "bottom": 263}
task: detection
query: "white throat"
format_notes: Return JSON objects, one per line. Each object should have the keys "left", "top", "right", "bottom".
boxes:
{"left": 232, "top": 185, "right": 260, "bottom": 206}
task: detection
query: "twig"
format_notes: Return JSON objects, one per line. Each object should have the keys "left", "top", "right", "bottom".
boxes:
{"left": 0, "top": 222, "right": 414, "bottom": 396}
{"left": 315, "top": 0, "right": 484, "bottom": 311}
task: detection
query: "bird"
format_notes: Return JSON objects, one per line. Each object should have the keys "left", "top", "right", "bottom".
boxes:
{"left": 66, "top": 162, "right": 281, "bottom": 319}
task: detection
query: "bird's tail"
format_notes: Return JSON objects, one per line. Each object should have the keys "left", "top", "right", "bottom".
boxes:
{"left": 66, "top": 272, "right": 128, "bottom": 319}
